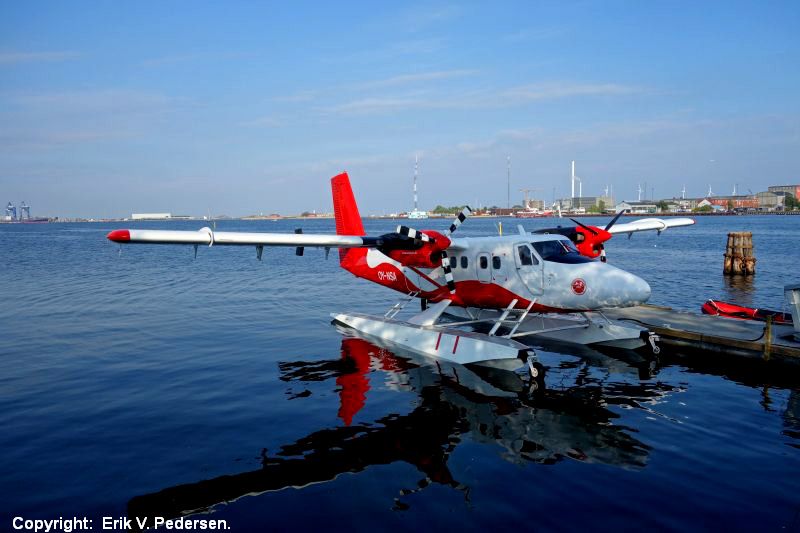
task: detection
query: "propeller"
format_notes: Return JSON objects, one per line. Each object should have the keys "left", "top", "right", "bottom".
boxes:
{"left": 395, "top": 225, "right": 431, "bottom": 243}
{"left": 440, "top": 251, "right": 456, "bottom": 294}
{"left": 392, "top": 207, "right": 472, "bottom": 296}
{"left": 447, "top": 206, "right": 472, "bottom": 235}
{"left": 604, "top": 209, "right": 628, "bottom": 231}
{"left": 569, "top": 218, "right": 599, "bottom": 236}
{"left": 394, "top": 205, "right": 471, "bottom": 246}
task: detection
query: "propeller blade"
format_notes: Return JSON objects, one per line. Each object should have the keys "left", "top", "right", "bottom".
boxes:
{"left": 604, "top": 209, "right": 627, "bottom": 231}
{"left": 395, "top": 225, "right": 431, "bottom": 242}
{"left": 440, "top": 251, "right": 456, "bottom": 294}
{"left": 447, "top": 206, "right": 472, "bottom": 235}
{"left": 569, "top": 218, "right": 599, "bottom": 236}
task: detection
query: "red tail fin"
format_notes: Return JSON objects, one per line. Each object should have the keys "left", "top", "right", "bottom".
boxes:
{"left": 331, "top": 172, "right": 365, "bottom": 236}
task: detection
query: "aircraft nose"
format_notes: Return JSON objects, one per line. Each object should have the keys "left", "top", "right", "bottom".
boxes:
{"left": 627, "top": 273, "right": 651, "bottom": 305}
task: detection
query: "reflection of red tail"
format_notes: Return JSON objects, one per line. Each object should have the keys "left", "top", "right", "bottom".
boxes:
{"left": 337, "top": 338, "right": 373, "bottom": 426}
{"left": 331, "top": 172, "right": 366, "bottom": 268}
{"left": 336, "top": 337, "right": 415, "bottom": 426}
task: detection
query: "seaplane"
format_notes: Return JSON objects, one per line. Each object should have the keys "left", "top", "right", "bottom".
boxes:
{"left": 107, "top": 172, "right": 693, "bottom": 381}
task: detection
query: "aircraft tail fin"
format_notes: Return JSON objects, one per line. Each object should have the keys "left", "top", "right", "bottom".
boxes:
{"left": 331, "top": 172, "right": 365, "bottom": 237}
{"left": 331, "top": 172, "right": 366, "bottom": 268}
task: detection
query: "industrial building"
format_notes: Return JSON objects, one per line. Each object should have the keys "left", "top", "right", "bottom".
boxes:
{"left": 768, "top": 185, "right": 800, "bottom": 198}
{"left": 131, "top": 213, "right": 173, "bottom": 220}
{"left": 705, "top": 195, "right": 760, "bottom": 209}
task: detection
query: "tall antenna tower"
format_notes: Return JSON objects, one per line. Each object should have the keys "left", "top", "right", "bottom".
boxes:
{"left": 681, "top": 185, "right": 686, "bottom": 199}
{"left": 413, "top": 154, "right": 419, "bottom": 211}
{"left": 637, "top": 184, "right": 643, "bottom": 201}
{"left": 507, "top": 156, "right": 511, "bottom": 209}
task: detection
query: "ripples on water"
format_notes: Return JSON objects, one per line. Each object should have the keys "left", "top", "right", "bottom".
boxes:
{"left": 1, "top": 216, "right": 799, "bottom": 530}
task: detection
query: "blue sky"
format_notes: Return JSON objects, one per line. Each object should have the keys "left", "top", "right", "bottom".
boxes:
{"left": 1, "top": 1, "right": 798, "bottom": 218}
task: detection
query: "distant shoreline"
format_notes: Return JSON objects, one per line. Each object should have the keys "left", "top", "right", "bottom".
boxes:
{"left": 4, "top": 210, "right": 798, "bottom": 224}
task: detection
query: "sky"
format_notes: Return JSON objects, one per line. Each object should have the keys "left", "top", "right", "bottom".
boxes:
{"left": 1, "top": 1, "right": 798, "bottom": 218}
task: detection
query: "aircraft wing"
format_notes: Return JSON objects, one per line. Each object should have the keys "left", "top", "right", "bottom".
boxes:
{"left": 107, "top": 229, "right": 365, "bottom": 248}
{"left": 607, "top": 217, "right": 695, "bottom": 235}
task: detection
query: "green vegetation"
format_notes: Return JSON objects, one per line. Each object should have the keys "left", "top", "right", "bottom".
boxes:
{"left": 597, "top": 199, "right": 606, "bottom": 213}
{"left": 656, "top": 200, "right": 670, "bottom": 212}
{"left": 726, "top": 199, "right": 735, "bottom": 211}
{"left": 432, "top": 205, "right": 469, "bottom": 214}
{"left": 786, "top": 195, "right": 799, "bottom": 210}
{"left": 693, "top": 205, "right": 713, "bottom": 213}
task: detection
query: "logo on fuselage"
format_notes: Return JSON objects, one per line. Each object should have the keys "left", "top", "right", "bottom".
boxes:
{"left": 571, "top": 278, "right": 586, "bottom": 295}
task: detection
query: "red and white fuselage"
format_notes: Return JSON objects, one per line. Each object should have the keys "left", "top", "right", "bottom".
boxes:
{"left": 107, "top": 172, "right": 652, "bottom": 314}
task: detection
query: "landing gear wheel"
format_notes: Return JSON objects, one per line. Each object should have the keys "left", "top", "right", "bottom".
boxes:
{"left": 527, "top": 360, "right": 545, "bottom": 380}
{"left": 648, "top": 333, "right": 661, "bottom": 355}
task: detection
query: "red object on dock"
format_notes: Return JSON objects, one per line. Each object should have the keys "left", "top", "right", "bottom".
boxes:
{"left": 107, "top": 230, "right": 130, "bottom": 242}
{"left": 701, "top": 299, "right": 793, "bottom": 325}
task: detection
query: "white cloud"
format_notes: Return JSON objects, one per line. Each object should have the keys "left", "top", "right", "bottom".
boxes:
{"left": 499, "top": 82, "right": 641, "bottom": 103}
{"left": 272, "top": 91, "right": 318, "bottom": 103}
{"left": 502, "top": 27, "right": 564, "bottom": 43}
{"left": 0, "top": 89, "right": 180, "bottom": 150}
{"left": 240, "top": 116, "right": 282, "bottom": 128}
{"left": 324, "top": 81, "right": 645, "bottom": 115}
{"left": 0, "top": 50, "right": 80, "bottom": 65}
{"left": 354, "top": 69, "right": 478, "bottom": 90}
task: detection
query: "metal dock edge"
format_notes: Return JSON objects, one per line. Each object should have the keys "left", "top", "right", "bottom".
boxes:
{"left": 600, "top": 304, "right": 800, "bottom": 365}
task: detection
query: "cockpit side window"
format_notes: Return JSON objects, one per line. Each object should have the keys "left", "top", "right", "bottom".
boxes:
{"left": 532, "top": 239, "right": 593, "bottom": 264}
{"left": 517, "top": 244, "right": 537, "bottom": 266}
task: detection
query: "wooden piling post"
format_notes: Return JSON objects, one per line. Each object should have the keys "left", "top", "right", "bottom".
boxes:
{"left": 724, "top": 231, "right": 756, "bottom": 275}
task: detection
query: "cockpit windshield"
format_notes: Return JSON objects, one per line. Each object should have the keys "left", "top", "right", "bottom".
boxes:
{"left": 532, "top": 239, "right": 593, "bottom": 264}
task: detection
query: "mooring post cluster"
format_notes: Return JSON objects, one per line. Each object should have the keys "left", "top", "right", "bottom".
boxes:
{"left": 724, "top": 232, "right": 756, "bottom": 275}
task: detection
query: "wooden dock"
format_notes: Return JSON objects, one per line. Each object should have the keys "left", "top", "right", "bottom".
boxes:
{"left": 601, "top": 305, "right": 800, "bottom": 365}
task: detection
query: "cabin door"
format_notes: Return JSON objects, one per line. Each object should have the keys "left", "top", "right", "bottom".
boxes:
{"left": 513, "top": 242, "right": 543, "bottom": 296}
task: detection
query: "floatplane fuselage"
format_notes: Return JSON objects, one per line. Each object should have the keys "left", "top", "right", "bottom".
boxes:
{"left": 108, "top": 173, "right": 678, "bottom": 379}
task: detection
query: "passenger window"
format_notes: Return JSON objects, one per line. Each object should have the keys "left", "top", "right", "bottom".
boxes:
{"left": 449, "top": 256, "right": 457, "bottom": 269}
{"left": 479, "top": 256, "right": 488, "bottom": 269}
{"left": 460, "top": 256, "right": 468, "bottom": 269}
{"left": 492, "top": 256, "right": 501, "bottom": 270}
{"left": 518, "top": 245, "right": 533, "bottom": 266}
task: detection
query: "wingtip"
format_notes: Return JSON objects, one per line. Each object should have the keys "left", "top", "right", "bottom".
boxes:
{"left": 107, "top": 229, "right": 130, "bottom": 242}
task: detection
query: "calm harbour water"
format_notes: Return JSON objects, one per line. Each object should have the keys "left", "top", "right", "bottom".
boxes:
{"left": 1, "top": 215, "right": 799, "bottom": 531}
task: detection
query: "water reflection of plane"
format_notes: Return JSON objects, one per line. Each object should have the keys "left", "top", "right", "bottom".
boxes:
{"left": 128, "top": 337, "right": 680, "bottom": 522}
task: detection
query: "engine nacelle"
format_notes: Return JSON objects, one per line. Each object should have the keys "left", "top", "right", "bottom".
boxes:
{"left": 382, "top": 230, "right": 451, "bottom": 268}
{"left": 575, "top": 226, "right": 612, "bottom": 258}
